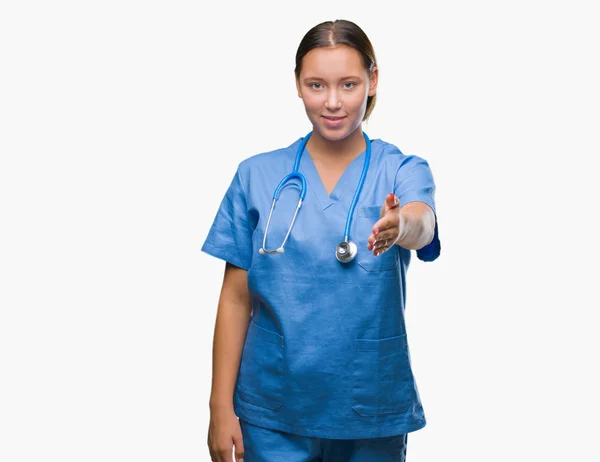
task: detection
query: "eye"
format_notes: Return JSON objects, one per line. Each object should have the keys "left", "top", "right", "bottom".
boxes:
{"left": 343, "top": 82, "right": 357, "bottom": 89}
{"left": 308, "top": 82, "right": 323, "bottom": 90}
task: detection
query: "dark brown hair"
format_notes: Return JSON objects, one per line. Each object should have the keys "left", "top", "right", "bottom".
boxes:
{"left": 294, "top": 19, "right": 378, "bottom": 121}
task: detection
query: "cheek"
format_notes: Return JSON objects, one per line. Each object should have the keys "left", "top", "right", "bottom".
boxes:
{"left": 301, "top": 94, "right": 323, "bottom": 111}
{"left": 351, "top": 93, "right": 369, "bottom": 110}
{"left": 342, "top": 98, "right": 367, "bottom": 120}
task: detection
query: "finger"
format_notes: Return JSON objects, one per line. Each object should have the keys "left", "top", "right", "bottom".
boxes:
{"left": 373, "top": 242, "right": 390, "bottom": 256}
{"left": 219, "top": 448, "right": 233, "bottom": 462}
{"left": 369, "top": 209, "right": 399, "bottom": 243}
{"left": 373, "top": 239, "right": 390, "bottom": 253}
{"left": 372, "top": 216, "right": 399, "bottom": 236}
{"left": 367, "top": 232, "right": 379, "bottom": 245}
{"left": 233, "top": 431, "right": 245, "bottom": 462}
{"left": 374, "top": 243, "right": 393, "bottom": 255}
{"left": 375, "top": 232, "right": 396, "bottom": 248}
{"left": 367, "top": 232, "right": 388, "bottom": 249}
{"left": 367, "top": 227, "right": 382, "bottom": 247}
{"left": 367, "top": 235, "right": 375, "bottom": 249}
{"left": 368, "top": 230, "right": 394, "bottom": 250}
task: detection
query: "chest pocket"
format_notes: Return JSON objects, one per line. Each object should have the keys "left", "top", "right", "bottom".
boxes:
{"left": 355, "top": 205, "right": 399, "bottom": 272}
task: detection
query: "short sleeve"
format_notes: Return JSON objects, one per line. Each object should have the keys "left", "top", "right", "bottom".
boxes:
{"left": 201, "top": 168, "right": 253, "bottom": 270}
{"left": 394, "top": 156, "right": 441, "bottom": 262}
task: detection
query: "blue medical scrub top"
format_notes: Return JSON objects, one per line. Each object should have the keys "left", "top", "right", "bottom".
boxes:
{"left": 201, "top": 134, "right": 441, "bottom": 439}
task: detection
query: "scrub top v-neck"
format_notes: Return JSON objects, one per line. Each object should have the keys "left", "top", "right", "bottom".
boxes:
{"left": 299, "top": 145, "right": 367, "bottom": 210}
{"left": 201, "top": 135, "right": 441, "bottom": 439}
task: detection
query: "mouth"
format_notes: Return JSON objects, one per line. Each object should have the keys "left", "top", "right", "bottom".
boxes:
{"left": 322, "top": 115, "right": 346, "bottom": 127}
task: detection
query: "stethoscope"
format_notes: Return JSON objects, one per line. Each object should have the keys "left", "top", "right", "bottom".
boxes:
{"left": 258, "top": 130, "right": 371, "bottom": 263}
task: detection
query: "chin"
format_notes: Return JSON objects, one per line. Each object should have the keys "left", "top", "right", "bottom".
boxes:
{"left": 312, "top": 123, "right": 354, "bottom": 141}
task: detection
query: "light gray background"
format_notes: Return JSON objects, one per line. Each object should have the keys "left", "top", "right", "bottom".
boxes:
{"left": 1, "top": 1, "right": 598, "bottom": 461}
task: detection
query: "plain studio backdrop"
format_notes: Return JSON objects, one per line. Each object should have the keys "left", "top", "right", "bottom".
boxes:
{"left": 1, "top": 1, "right": 598, "bottom": 461}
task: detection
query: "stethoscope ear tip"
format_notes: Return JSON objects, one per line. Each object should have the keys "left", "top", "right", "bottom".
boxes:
{"left": 276, "top": 247, "right": 284, "bottom": 254}
{"left": 259, "top": 248, "right": 265, "bottom": 255}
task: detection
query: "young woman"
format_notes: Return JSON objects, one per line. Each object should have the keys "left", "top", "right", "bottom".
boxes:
{"left": 203, "top": 19, "right": 441, "bottom": 462}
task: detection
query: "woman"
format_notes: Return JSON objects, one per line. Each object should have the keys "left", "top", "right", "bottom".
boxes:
{"left": 203, "top": 19, "right": 440, "bottom": 462}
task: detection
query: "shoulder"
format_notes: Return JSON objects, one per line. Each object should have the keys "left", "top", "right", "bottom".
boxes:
{"left": 372, "top": 138, "right": 430, "bottom": 172}
{"left": 236, "top": 137, "right": 301, "bottom": 177}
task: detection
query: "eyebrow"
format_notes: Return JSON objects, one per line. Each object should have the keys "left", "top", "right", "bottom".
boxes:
{"left": 302, "top": 76, "right": 363, "bottom": 82}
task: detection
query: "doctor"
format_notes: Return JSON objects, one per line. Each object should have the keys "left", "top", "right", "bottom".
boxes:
{"left": 203, "top": 19, "right": 440, "bottom": 462}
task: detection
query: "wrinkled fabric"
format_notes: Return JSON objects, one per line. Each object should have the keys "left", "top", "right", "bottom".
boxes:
{"left": 202, "top": 135, "right": 440, "bottom": 439}
{"left": 240, "top": 418, "right": 408, "bottom": 462}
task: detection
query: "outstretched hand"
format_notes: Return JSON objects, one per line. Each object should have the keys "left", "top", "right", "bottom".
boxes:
{"left": 367, "top": 193, "right": 405, "bottom": 256}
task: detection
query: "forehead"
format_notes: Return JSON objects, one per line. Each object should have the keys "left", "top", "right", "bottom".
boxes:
{"left": 300, "top": 45, "right": 365, "bottom": 78}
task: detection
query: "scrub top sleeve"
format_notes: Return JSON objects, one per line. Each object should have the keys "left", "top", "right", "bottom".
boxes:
{"left": 201, "top": 168, "right": 253, "bottom": 270}
{"left": 394, "top": 156, "right": 441, "bottom": 262}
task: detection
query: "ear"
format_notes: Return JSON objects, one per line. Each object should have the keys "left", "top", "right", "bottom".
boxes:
{"left": 368, "top": 66, "right": 378, "bottom": 97}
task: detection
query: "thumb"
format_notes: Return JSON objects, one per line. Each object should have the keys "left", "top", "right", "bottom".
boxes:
{"left": 384, "top": 193, "right": 399, "bottom": 212}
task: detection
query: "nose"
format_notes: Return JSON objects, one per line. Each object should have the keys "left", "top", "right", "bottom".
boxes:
{"left": 324, "top": 89, "right": 342, "bottom": 110}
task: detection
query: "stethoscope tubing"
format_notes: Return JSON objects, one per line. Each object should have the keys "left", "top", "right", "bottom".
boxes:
{"left": 260, "top": 130, "right": 371, "bottom": 257}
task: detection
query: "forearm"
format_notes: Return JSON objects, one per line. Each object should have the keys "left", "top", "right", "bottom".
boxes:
{"left": 209, "top": 290, "right": 252, "bottom": 411}
{"left": 395, "top": 202, "right": 436, "bottom": 250}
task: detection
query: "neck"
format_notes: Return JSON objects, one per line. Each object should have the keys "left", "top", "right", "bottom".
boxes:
{"left": 306, "top": 125, "right": 365, "bottom": 161}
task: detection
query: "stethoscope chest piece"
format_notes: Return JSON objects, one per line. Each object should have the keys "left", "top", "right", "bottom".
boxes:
{"left": 336, "top": 240, "right": 357, "bottom": 263}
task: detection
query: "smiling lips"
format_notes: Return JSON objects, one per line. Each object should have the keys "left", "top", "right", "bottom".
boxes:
{"left": 322, "top": 115, "right": 346, "bottom": 127}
